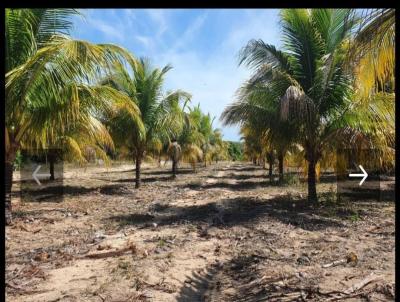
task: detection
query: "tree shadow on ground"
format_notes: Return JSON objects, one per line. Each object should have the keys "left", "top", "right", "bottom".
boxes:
{"left": 176, "top": 253, "right": 327, "bottom": 302}
{"left": 226, "top": 166, "right": 263, "bottom": 172}
{"left": 176, "top": 265, "right": 220, "bottom": 302}
{"left": 205, "top": 173, "right": 268, "bottom": 181}
{"left": 180, "top": 180, "right": 279, "bottom": 191}
{"left": 318, "top": 172, "right": 337, "bottom": 184}
{"left": 107, "top": 195, "right": 345, "bottom": 232}
{"left": 113, "top": 175, "right": 174, "bottom": 183}
{"left": 142, "top": 168, "right": 196, "bottom": 176}
{"left": 340, "top": 185, "right": 395, "bottom": 202}
{"left": 20, "top": 184, "right": 133, "bottom": 202}
{"left": 20, "top": 185, "right": 94, "bottom": 202}
{"left": 101, "top": 168, "right": 135, "bottom": 174}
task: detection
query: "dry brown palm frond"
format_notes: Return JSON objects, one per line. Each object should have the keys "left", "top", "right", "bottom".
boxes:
{"left": 280, "top": 85, "right": 316, "bottom": 124}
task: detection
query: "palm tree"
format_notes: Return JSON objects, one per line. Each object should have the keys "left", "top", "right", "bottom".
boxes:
{"left": 209, "top": 129, "right": 229, "bottom": 163}
{"left": 239, "top": 124, "right": 263, "bottom": 166}
{"left": 188, "top": 105, "right": 214, "bottom": 167}
{"left": 233, "top": 9, "right": 358, "bottom": 202}
{"left": 5, "top": 9, "right": 141, "bottom": 224}
{"left": 346, "top": 9, "right": 395, "bottom": 100}
{"left": 103, "top": 59, "right": 191, "bottom": 188}
{"left": 200, "top": 114, "right": 215, "bottom": 167}
{"left": 175, "top": 106, "right": 204, "bottom": 172}
{"left": 20, "top": 84, "right": 137, "bottom": 179}
{"left": 222, "top": 78, "right": 299, "bottom": 182}
{"left": 344, "top": 9, "right": 395, "bottom": 172}
{"left": 168, "top": 139, "right": 182, "bottom": 178}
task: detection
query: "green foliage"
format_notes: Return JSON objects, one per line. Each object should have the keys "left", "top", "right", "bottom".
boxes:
{"left": 281, "top": 173, "right": 300, "bottom": 186}
{"left": 13, "top": 150, "right": 23, "bottom": 170}
{"left": 103, "top": 59, "right": 189, "bottom": 159}
{"left": 222, "top": 9, "right": 394, "bottom": 202}
{"left": 227, "top": 141, "right": 243, "bottom": 161}
{"left": 5, "top": 8, "right": 141, "bottom": 169}
{"left": 349, "top": 212, "right": 360, "bottom": 222}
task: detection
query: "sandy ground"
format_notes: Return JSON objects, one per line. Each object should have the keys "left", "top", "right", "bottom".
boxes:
{"left": 5, "top": 162, "right": 395, "bottom": 301}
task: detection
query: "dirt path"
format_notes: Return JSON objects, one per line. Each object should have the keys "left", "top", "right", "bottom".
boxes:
{"left": 6, "top": 162, "right": 395, "bottom": 301}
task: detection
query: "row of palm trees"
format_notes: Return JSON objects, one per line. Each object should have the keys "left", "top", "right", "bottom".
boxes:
{"left": 221, "top": 9, "right": 395, "bottom": 203}
{"left": 5, "top": 9, "right": 229, "bottom": 224}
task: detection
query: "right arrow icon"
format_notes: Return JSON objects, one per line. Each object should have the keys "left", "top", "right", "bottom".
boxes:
{"left": 349, "top": 165, "right": 368, "bottom": 186}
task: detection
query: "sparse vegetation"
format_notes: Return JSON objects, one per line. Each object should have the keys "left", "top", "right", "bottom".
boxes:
{"left": 5, "top": 8, "right": 395, "bottom": 302}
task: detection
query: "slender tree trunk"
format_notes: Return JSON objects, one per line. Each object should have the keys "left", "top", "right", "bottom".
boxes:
{"left": 268, "top": 159, "right": 273, "bottom": 183}
{"left": 278, "top": 151, "right": 284, "bottom": 183}
{"left": 307, "top": 155, "right": 318, "bottom": 203}
{"left": 5, "top": 161, "right": 14, "bottom": 225}
{"left": 5, "top": 140, "right": 18, "bottom": 225}
{"left": 172, "top": 159, "right": 177, "bottom": 178}
{"left": 49, "top": 152, "right": 55, "bottom": 180}
{"left": 135, "top": 153, "right": 142, "bottom": 188}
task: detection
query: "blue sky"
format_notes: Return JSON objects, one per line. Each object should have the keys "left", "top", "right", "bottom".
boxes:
{"left": 71, "top": 9, "right": 282, "bottom": 141}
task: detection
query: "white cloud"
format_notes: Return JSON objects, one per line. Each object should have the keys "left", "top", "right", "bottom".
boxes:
{"left": 146, "top": 9, "right": 168, "bottom": 38}
{"left": 135, "top": 35, "right": 151, "bottom": 47}
{"left": 82, "top": 10, "right": 125, "bottom": 42}
{"left": 154, "top": 49, "right": 248, "bottom": 141}
{"left": 168, "top": 12, "right": 208, "bottom": 53}
{"left": 153, "top": 10, "right": 280, "bottom": 141}
{"left": 71, "top": 9, "right": 281, "bottom": 141}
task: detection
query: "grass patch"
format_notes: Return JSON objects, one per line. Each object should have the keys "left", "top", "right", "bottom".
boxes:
{"left": 281, "top": 173, "right": 301, "bottom": 186}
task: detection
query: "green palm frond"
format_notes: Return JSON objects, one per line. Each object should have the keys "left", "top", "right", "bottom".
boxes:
{"left": 103, "top": 58, "right": 190, "bottom": 162}
{"left": 239, "top": 39, "right": 292, "bottom": 72}
{"left": 348, "top": 9, "right": 395, "bottom": 99}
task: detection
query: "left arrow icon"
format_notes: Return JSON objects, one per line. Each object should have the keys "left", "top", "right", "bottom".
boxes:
{"left": 32, "top": 165, "right": 51, "bottom": 185}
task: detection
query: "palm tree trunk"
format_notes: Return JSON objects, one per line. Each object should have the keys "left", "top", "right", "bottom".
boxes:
{"left": 49, "top": 151, "right": 55, "bottom": 180}
{"left": 5, "top": 137, "right": 18, "bottom": 225}
{"left": 307, "top": 156, "right": 318, "bottom": 203}
{"left": 268, "top": 158, "right": 273, "bottom": 183}
{"left": 135, "top": 153, "right": 142, "bottom": 188}
{"left": 172, "top": 159, "right": 177, "bottom": 178}
{"left": 5, "top": 161, "right": 14, "bottom": 225}
{"left": 278, "top": 151, "right": 284, "bottom": 183}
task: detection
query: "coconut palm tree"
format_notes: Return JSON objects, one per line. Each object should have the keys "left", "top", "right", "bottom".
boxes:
{"left": 346, "top": 9, "right": 395, "bottom": 100}
{"left": 343, "top": 9, "right": 395, "bottom": 172}
{"left": 233, "top": 9, "right": 360, "bottom": 202}
{"left": 103, "top": 59, "right": 191, "bottom": 188}
{"left": 200, "top": 113, "right": 215, "bottom": 167}
{"left": 209, "top": 129, "right": 229, "bottom": 163}
{"left": 222, "top": 79, "right": 298, "bottom": 182}
{"left": 187, "top": 105, "right": 214, "bottom": 167}
{"left": 174, "top": 106, "right": 204, "bottom": 172}
{"left": 239, "top": 124, "right": 263, "bottom": 166}
{"left": 5, "top": 9, "right": 142, "bottom": 224}
{"left": 168, "top": 139, "right": 182, "bottom": 178}
{"left": 20, "top": 82, "right": 141, "bottom": 178}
